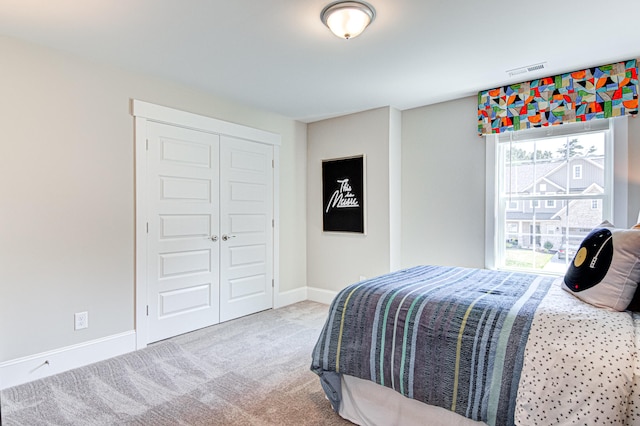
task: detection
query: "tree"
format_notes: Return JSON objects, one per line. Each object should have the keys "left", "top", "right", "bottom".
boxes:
{"left": 506, "top": 147, "right": 532, "bottom": 161}
{"left": 556, "top": 138, "right": 584, "bottom": 158}
{"left": 536, "top": 150, "right": 554, "bottom": 160}
{"left": 506, "top": 147, "right": 554, "bottom": 161}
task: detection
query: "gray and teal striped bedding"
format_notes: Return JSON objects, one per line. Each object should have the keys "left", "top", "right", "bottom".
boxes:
{"left": 311, "top": 265, "right": 555, "bottom": 426}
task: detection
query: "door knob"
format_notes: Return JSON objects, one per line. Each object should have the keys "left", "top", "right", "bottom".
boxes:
{"left": 210, "top": 235, "right": 218, "bottom": 242}
{"left": 222, "top": 234, "right": 236, "bottom": 241}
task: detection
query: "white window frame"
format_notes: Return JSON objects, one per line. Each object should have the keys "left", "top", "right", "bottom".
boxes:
{"left": 485, "top": 117, "right": 628, "bottom": 272}
{"left": 573, "top": 164, "right": 583, "bottom": 179}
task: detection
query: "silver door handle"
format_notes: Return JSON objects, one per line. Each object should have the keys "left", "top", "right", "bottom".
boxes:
{"left": 222, "top": 234, "right": 236, "bottom": 241}
{"left": 210, "top": 235, "right": 218, "bottom": 242}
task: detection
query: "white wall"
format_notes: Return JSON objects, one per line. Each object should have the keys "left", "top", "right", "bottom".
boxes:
{"left": 401, "top": 96, "right": 486, "bottom": 269}
{"left": 0, "top": 36, "right": 307, "bottom": 364}
{"left": 306, "top": 107, "right": 400, "bottom": 294}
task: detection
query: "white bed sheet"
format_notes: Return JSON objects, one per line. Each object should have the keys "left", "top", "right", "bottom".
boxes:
{"left": 515, "top": 280, "right": 636, "bottom": 424}
{"left": 340, "top": 375, "right": 486, "bottom": 426}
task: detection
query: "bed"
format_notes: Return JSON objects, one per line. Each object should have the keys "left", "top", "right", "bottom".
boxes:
{"left": 311, "top": 264, "right": 640, "bottom": 426}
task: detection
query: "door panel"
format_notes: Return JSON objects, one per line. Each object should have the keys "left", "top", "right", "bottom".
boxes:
{"left": 160, "top": 177, "right": 211, "bottom": 201}
{"left": 147, "top": 122, "right": 220, "bottom": 342}
{"left": 230, "top": 182, "right": 267, "bottom": 202}
{"left": 159, "top": 214, "right": 210, "bottom": 239}
{"left": 219, "top": 136, "right": 273, "bottom": 322}
{"left": 159, "top": 250, "right": 211, "bottom": 277}
{"left": 229, "top": 214, "right": 266, "bottom": 233}
{"left": 159, "top": 284, "right": 211, "bottom": 316}
{"left": 229, "top": 275, "right": 266, "bottom": 298}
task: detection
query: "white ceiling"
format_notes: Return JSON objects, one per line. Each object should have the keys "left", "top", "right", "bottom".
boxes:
{"left": 2, "top": 0, "right": 639, "bottom": 123}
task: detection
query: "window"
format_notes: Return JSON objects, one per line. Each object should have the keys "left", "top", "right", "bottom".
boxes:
{"left": 485, "top": 118, "right": 628, "bottom": 275}
{"left": 507, "top": 200, "right": 518, "bottom": 210}
{"left": 573, "top": 165, "right": 583, "bottom": 179}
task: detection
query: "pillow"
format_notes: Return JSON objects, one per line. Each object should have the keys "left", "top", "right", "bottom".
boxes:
{"left": 562, "top": 221, "right": 640, "bottom": 311}
{"left": 627, "top": 284, "right": 640, "bottom": 311}
{"left": 626, "top": 221, "right": 640, "bottom": 311}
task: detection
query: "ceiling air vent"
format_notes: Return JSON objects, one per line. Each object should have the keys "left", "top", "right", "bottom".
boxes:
{"left": 506, "top": 62, "right": 546, "bottom": 78}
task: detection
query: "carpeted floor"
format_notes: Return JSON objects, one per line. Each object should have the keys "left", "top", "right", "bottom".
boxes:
{"left": 1, "top": 301, "right": 352, "bottom": 425}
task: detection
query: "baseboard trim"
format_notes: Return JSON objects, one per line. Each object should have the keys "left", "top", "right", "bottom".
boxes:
{"left": 0, "top": 289, "right": 338, "bottom": 390}
{"left": 307, "top": 286, "right": 338, "bottom": 305}
{"left": 274, "top": 287, "right": 307, "bottom": 308}
{"left": 0, "top": 330, "right": 136, "bottom": 390}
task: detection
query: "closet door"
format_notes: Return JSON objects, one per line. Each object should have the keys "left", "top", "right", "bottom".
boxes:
{"left": 219, "top": 136, "right": 274, "bottom": 322}
{"left": 147, "top": 122, "right": 220, "bottom": 342}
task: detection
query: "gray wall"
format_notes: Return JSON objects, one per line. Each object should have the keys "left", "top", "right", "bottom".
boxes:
{"left": 0, "top": 36, "right": 307, "bottom": 362}
{"left": 305, "top": 95, "right": 640, "bottom": 295}
{"left": 400, "top": 96, "right": 640, "bottom": 270}
{"left": 401, "top": 96, "right": 486, "bottom": 269}
{"left": 3, "top": 34, "right": 638, "bottom": 365}
{"left": 306, "top": 107, "right": 401, "bottom": 292}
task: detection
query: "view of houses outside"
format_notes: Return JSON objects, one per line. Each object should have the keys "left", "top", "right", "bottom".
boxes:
{"left": 499, "top": 131, "right": 606, "bottom": 273}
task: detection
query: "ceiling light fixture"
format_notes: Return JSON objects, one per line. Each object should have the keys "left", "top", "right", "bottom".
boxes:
{"left": 320, "top": 1, "right": 376, "bottom": 40}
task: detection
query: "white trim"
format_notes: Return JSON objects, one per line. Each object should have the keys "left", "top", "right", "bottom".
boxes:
{"left": 388, "top": 107, "right": 402, "bottom": 271}
{"left": 612, "top": 116, "right": 628, "bottom": 227}
{"left": 486, "top": 118, "right": 629, "bottom": 270}
{"left": 0, "top": 331, "right": 136, "bottom": 390}
{"left": 135, "top": 116, "right": 149, "bottom": 350}
{"left": 273, "top": 145, "right": 281, "bottom": 309}
{"left": 307, "top": 287, "right": 339, "bottom": 305}
{"left": 485, "top": 134, "right": 498, "bottom": 269}
{"left": 274, "top": 287, "right": 308, "bottom": 308}
{"left": 495, "top": 118, "right": 610, "bottom": 142}
{"left": 131, "top": 100, "right": 280, "bottom": 146}
{"left": 572, "top": 164, "right": 583, "bottom": 179}
{"left": 133, "top": 99, "right": 281, "bottom": 349}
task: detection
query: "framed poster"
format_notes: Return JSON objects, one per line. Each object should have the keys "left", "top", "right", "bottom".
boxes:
{"left": 322, "top": 155, "right": 365, "bottom": 233}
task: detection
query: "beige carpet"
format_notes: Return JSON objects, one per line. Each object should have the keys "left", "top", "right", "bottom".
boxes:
{"left": 1, "top": 301, "right": 352, "bottom": 425}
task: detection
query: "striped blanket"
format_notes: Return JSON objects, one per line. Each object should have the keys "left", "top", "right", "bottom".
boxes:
{"left": 311, "top": 265, "right": 555, "bottom": 426}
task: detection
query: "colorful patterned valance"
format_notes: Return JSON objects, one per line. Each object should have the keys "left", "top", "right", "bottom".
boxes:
{"left": 478, "top": 59, "right": 638, "bottom": 135}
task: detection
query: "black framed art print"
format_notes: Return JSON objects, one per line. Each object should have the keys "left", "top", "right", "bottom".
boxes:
{"left": 322, "top": 155, "right": 365, "bottom": 233}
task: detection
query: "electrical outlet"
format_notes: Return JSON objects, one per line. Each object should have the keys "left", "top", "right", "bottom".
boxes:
{"left": 74, "top": 311, "right": 88, "bottom": 330}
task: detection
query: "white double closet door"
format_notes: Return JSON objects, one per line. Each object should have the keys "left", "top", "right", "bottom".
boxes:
{"left": 146, "top": 121, "right": 273, "bottom": 343}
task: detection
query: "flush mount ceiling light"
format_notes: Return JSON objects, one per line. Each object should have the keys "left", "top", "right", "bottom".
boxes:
{"left": 321, "top": 1, "right": 376, "bottom": 40}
